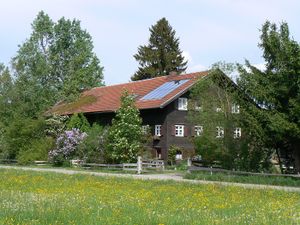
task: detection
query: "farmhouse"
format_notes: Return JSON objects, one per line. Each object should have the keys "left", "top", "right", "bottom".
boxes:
{"left": 51, "top": 70, "right": 240, "bottom": 160}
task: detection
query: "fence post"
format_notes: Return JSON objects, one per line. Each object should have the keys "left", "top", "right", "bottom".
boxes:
{"left": 187, "top": 157, "right": 192, "bottom": 167}
{"left": 137, "top": 156, "right": 142, "bottom": 175}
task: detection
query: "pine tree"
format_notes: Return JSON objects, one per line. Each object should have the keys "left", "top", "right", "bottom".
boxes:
{"left": 131, "top": 18, "right": 187, "bottom": 81}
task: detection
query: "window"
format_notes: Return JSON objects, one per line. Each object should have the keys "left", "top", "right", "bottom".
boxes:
{"left": 234, "top": 127, "right": 242, "bottom": 138}
{"left": 175, "top": 125, "right": 184, "bottom": 137}
{"left": 175, "top": 151, "right": 183, "bottom": 160}
{"left": 232, "top": 104, "right": 240, "bottom": 114}
{"left": 142, "top": 125, "right": 149, "bottom": 134}
{"left": 194, "top": 101, "right": 202, "bottom": 111}
{"left": 178, "top": 98, "right": 188, "bottom": 110}
{"left": 216, "top": 107, "right": 222, "bottom": 112}
{"left": 194, "top": 126, "right": 203, "bottom": 136}
{"left": 216, "top": 126, "right": 224, "bottom": 138}
{"left": 155, "top": 125, "right": 161, "bottom": 136}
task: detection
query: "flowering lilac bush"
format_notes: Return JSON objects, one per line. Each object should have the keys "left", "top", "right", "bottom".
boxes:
{"left": 49, "top": 128, "right": 87, "bottom": 165}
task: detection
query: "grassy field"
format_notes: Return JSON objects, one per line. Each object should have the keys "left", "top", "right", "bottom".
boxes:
{"left": 0, "top": 169, "right": 299, "bottom": 225}
{"left": 185, "top": 171, "right": 300, "bottom": 187}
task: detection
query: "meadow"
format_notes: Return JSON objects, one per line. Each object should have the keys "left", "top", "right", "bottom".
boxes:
{"left": 0, "top": 168, "right": 299, "bottom": 225}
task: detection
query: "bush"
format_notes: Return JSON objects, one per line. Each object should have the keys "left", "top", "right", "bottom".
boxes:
{"left": 168, "top": 145, "right": 183, "bottom": 165}
{"left": 49, "top": 128, "right": 87, "bottom": 165}
{"left": 67, "top": 113, "right": 90, "bottom": 132}
{"left": 77, "top": 124, "right": 108, "bottom": 163}
{"left": 17, "top": 137, "right": 55, "bottom": 165}
{"left": 3, "top": 117, "right": 47, "bottom": 160}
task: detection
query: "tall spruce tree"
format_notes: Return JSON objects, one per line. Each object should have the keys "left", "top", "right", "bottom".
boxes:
{"left": 131, "top": 18, "right": 187, "bottom": 81}
{"left": 238, "top": 21, "right": 300, "bottom": 173}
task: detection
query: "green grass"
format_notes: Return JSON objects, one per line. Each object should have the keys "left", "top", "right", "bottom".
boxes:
{"left": 185, "top": 171, "right": 300, "bottom": 187}
{"left": 0, "top": 168, "right": 299, "bottom": 225}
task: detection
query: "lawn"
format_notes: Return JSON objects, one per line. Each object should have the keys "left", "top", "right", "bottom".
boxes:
{"left": 0, "top": 169, "right": 299, "bottom": 225}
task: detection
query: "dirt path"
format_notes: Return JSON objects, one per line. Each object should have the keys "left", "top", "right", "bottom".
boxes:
{"left": 1, "top": 165, "right": 299, "bottom": 192}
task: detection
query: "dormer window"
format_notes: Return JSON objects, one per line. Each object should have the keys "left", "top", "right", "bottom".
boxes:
{"left": 178, "top": 98, "right": 188, "bottom": 111}
{"left": 232, "top": 104, "right": 240, "bottom": 114}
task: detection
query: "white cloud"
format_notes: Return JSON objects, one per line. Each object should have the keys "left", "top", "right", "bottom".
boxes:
{"left": 253, "top": 63, "right": 266, "bottom": 71}
{"left": 188, "top": 64, "right": 208, "bottom": 72}
{"left": 182, "top": 51, "right": 193, "bottom": 63}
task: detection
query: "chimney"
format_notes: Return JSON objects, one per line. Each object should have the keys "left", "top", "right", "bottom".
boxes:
{"left": 169, "top": 71, "right": 177, "bottom": 76}
{"left": 167, "top": 71, "right": 178, "bottom": 80}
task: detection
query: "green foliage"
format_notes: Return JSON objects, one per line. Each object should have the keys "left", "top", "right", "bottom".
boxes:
{"left": 45, "top": 114, "right": 69, "bottom": 138}
{"left": 0, "top": 64, "right": 14, "bottom": 126}
{"left": 106, "top": 91, "right": 143, "bottom": 163}
{"left": 17, "top": 136, "right": 55, "bottom": 165}
{"left": 67, "top": 113, "right": 90, "bottom": 132}
{"left": 77, "top": 124, "right": 108, "bottom": 163}
{"left": 131, "top": 17, "right": 187, "bottom": 81}
{"left": 168, "top": 145, "right": 183, "bottom": 165}
{"left": 237, "top": 21, "right": 300, "bottom": 172}
{"left": 1, "top": 117, "right": 48, "bottom": 161}
{"left": 11, "top": 11, "right": 104, "bottom": 118}
{"left": 189, "top": 68, "right": 269, "bottom": 171}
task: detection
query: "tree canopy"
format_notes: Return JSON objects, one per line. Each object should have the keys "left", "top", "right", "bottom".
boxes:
{"left": 105, "top": 91, "right": 143, "bottom": 163}
{"left": 238, "top": 21, "right": 300, "bottom": 172}
{"left": 131, "top": 18, "right": 187, "bottom": 81}
{"left": 12, "top": 11, "right": 104, "bottom": 118}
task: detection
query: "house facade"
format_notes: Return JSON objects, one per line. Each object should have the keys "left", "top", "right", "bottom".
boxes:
{"left": 51, "top": 71, "right": 241, "bottom": 160}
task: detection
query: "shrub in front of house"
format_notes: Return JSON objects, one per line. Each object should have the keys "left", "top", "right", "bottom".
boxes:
{"left": 49, "top": 128, "right": 87, "bottom": 166}
{"left": 77, "top": 124, "right": 108, "bottom": 163}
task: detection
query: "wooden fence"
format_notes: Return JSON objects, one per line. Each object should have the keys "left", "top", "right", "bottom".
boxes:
{"left": 71, "top": 157, "right": 165, "bottom": 174}
{"left": 188, "top": 165, "right": 300, "bottom": 178}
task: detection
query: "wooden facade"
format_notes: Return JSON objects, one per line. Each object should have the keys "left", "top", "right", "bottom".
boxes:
{"left": 85, "top": 92, "right": 195, "bottom": 160}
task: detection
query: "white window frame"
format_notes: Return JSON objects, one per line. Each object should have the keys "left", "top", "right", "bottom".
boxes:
{"left": 216, "top": 126, "right": 224, "bottom": 138}
{"left": 142, "top": 125, "right": 149, "bottom": 134}
{"left": 178, "top": 98, "right": 188, "bottom": 111}
{"left": 175, "top": 125, "right": 184, "bottom": 137}
{"left": 194, "top": 126, "right": 203, "bottom": 136}
{"left": 232, "top": 104, "right": 240, "bottom": 114}
{"left": 175, "top": 151, "right": 183, "bottom": 160}
{"left": 194, "top": 101, "right": 202, "bottom": 111}
{"left": 234, "top": 127, "right": 242, "bottom": 138}
{"left": 216, "top": 107, "right": 222, "bottom": 112}
{"left": 154, "top": 125, "right": 161, "bottom": 136}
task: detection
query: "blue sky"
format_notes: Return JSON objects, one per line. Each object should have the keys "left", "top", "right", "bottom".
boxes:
{"left": 0, "top": 0, "right": 300, "bottom": 85}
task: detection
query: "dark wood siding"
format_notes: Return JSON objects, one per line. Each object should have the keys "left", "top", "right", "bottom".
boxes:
{"left": 84, "top": 91, "right": 196, "bottom": 160}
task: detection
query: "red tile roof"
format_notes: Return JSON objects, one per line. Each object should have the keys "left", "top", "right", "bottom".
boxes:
{"left": 51, "top": 71, "right": 209, "bottom": 115}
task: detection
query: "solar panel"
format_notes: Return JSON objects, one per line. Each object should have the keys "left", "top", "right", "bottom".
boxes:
{"left": 140, "top": 79, "right": 190, "bottom": 100}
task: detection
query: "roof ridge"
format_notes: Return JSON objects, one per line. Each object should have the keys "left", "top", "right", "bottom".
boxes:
{"left": 91, "top": 71, "right": 207, "bottom": 90}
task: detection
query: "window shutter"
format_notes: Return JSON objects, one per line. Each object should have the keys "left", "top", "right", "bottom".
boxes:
{"left": 184, "top": 126, "right": 188, "bottom": 137}
{"left": 171, "top": 125, "right": 175, "bottom": 136}
{"left": 177, "top": 99, "right": 180, "bottom": 110}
